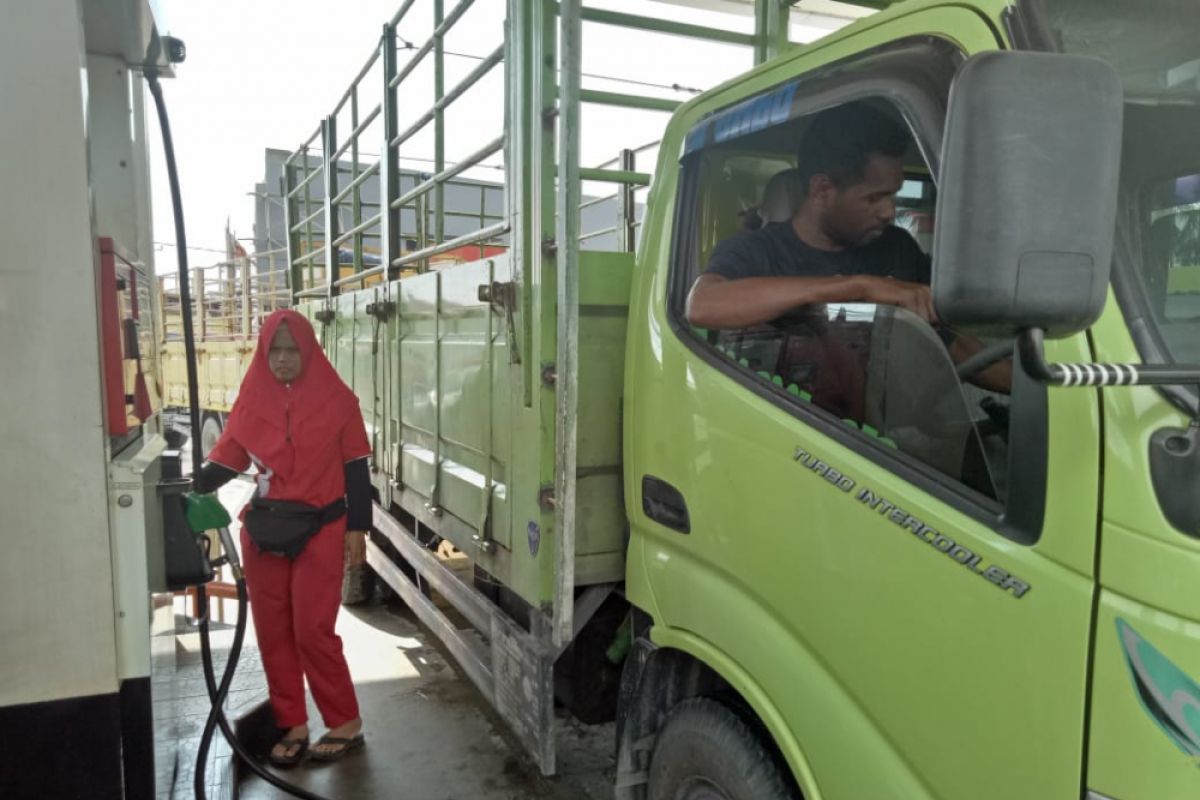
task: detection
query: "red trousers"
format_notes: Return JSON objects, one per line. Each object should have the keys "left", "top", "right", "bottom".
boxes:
{"left": 241, "top": 521, "right": 359, "bottom": 729}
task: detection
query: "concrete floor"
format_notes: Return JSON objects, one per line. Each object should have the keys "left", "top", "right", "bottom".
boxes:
{"left": 168, "top": 626, "right": 268, "bottom": 800}
{"left": 238, "top": 600, "right": 616, "bottom": 800}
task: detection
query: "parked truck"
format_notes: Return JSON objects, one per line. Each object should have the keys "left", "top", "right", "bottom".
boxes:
{"left": 158, "top": 249, "right": 292, "bottom": 454}
{"left": 275, "top": 1, "right": 1200, "bottom": 798}
{"left": 158, "top": 168, "right": 509, "bottom": 457}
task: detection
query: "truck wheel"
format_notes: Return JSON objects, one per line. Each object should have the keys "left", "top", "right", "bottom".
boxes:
{"left": 200, "top": 414, "right": 223, "bottom": 459}
{"left": 648, "top": 698, "right": 799, "bottom": 800}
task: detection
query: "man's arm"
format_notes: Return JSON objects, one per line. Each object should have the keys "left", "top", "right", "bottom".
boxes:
{"left": 686, "top": 272, "right": 937, "bottom": 329}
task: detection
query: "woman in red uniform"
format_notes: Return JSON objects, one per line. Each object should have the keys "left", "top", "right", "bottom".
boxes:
{"left": 195, "top": 309, "right": 372, "bottom": 765}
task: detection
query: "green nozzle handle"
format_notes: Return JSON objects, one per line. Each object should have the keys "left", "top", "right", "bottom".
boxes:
{"left": 184, "top": 492, "right": 232, "bottom": 533}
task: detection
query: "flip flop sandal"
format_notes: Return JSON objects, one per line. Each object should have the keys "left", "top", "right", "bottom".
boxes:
{"left": 309, "top": 732, "right": 365, "bottom": 762}
{"left": 267, "top": 735, "right": 309, "bottom": 767}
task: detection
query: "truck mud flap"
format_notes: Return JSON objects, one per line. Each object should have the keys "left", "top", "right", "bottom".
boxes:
{"left": 370, "top": 502, "right": 557, "bottom": 774}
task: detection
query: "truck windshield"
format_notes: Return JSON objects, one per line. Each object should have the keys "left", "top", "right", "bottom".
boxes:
{"left": 1032, "top": 0, "right": 1200, "bottom": 364}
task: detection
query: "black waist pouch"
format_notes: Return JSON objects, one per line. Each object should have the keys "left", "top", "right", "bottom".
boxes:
{"left": 243, "top": 496, "right": 346, "bottom": 559}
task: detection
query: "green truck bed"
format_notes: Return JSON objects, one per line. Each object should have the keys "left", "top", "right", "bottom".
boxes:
{"left": 302, "top": 249, "right": 633, "bottom": 611}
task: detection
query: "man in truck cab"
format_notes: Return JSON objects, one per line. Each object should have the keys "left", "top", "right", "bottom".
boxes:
{"left": 685, "top": 101, "right": 1009, "bottom": 392}
{"left": 686, "top": 101, "right": 934, "bottom": 328}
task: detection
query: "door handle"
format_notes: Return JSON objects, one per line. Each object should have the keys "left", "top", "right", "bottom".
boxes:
{"left": 642, "top": 476, "right": 690, "bottom": 534}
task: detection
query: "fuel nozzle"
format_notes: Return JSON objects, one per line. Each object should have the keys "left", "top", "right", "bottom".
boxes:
{"left": 184, "top": 494, "right": 243, "bottom": 580}
{"left": 184, "top": 492, "right": 232, "bottom": 531}
{"left": 216, "top": 527, "right": 244, "bottom": 581}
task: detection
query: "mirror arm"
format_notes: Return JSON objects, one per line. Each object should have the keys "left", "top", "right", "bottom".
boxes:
{"left": 1017, "top": 329, "right": 1060, "bottom": 383}
{"left": 1019, "top": 328, "right": 1200, "bottom": 388}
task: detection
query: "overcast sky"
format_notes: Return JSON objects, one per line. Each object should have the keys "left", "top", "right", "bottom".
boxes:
{"left": 146, "top": 0, "right": 865, "bottom": 268}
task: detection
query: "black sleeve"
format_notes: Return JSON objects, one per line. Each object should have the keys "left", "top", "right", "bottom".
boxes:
{"left": 344, "top": 458, "right": 372, "bottom": 531}
{"left": 193, "top": 462, "right": 238, "bottom": 495}
{"left": 916, "top": 248, "right": 932, "bottom": 285}
{"left": 705, "top": 233, "right": 775, "bottom": 281}
{"left": 889, "top": 227, "right": 932, "bottom": 284}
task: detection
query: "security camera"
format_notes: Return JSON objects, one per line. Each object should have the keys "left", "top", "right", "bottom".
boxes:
{"left": 163, "top": 36, "right": 186, "bottom": 64}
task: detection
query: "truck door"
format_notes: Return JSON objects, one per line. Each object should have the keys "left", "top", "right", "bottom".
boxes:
{"left": 627, "top": 20, "right": 1102, "bottom": 800}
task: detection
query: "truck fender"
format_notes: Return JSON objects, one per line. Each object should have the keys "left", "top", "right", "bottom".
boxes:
{"left": 615, "top": 623, "right": 821, "bottom": 800}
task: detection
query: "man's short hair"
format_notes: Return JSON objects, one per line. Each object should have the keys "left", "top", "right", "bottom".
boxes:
{"left": 795, "top": 101, "right": 910, "bottom": 190}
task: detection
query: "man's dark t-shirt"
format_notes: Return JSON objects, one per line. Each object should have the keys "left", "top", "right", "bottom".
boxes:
{"left": 702, "top": 223, "right": 943, "bottom": 420}
{"left": 706, "top": 222, "right": 930, "bottom": 284}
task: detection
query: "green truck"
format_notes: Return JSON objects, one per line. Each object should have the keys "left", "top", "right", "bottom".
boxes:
{"left": 280, "top": 1, "right": 1200, "bottom": 797}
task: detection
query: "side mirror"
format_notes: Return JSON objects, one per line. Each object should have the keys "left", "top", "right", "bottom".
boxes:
{"left": 933, "top": 52, "right": 1200, "bottom": 399}
{"left": 932, "top": 51, "right": 1123, "bottom": 339}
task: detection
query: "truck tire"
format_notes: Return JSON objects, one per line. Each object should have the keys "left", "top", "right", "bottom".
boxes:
{"left": 648, "top": 698, "right": 800, "bottom": 800}
{"left": 200, "top": 414, "right": 223, "bottom": 459}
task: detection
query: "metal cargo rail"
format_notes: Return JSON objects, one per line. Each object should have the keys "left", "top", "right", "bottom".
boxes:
{"left": 282, "top": 0, "right": 797, "bottom": 774}
{"left": 158, "top": 248, "right": 291, "bottom": 414}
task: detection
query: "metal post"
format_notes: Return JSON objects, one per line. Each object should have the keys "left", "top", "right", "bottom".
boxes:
{"left": 432, "top": 275, "right": 442, "bottom": 511}
{"left": 478, "top": 184, "right": 486, "bottom": 259}
{"left": 417, "top": 193, "right": 428, "bottom": 272}
{"left": 754, "top": 0, "right": 789, "bottom": 64}
{"left": 322, "top": 116, "right": 339, "bottom": 298}
{"left": 193, "top": 267, "right": 206, "bottom": 340}
{"left": 617, "top": 148, "right": 636, "bottom": 253}
{"left": 533, "top": 0, "right": 557, "bottom": 406}
{"left": 382, "top": 22, "right": 403, "bottom": 492}
{"left": 268, "top": 257, "right": 277, "bottom": 316}
{"left": 224, "top": 252, "right": 236, "bottom": 334}
{"left": 433, "top": 0, "right": 446, "bottom": 252}
{"left": 262, "top": 188, "right": 272, "bottom": 268}
{"left": 778, "top": 0, "right": 792, "bottom": 56}
{"left": 303, "top": 155, "right": 316, "bottom": 291}
{"left": 479, "top": 258, "right": 495, "bottom": 544}
{"left": 240, "top": 256, "right": 251, "bottom": 335}
{"left": 351, "top": 87, "right": 363, "bottom": 276}
{"left": 506, "top": 0, "right": 536, "bottom": 404}
{"left": 553, "top": 0, "right": 581, "bottom": 648}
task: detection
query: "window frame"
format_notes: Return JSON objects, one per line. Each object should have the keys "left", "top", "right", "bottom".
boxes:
{"left": 665, "top": 35, "right": 1050, "bottom": 545}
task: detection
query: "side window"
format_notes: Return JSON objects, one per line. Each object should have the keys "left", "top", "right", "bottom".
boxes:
{"left": 894, "top": 175, "right": 936, "bottom": 253}
{"left": 673, "top": 92, "right": 1021, "bottom": 510}
{"left": 1140, "top": 173, "right": 1200, "bottom": 362}
{"left": 713, "top": 304, "right": 1004, "bottom": 500}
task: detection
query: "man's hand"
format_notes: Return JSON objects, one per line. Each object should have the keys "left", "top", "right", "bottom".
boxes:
{"left": 858, "top": 275, "right": 938, "bottom": 323}
{"left": 345, "top": 530, "right": 367, "bottom": 565}
{"left": 685, "top": 273, "right": 939, "bottom": 331}
{"left": 687, "top": 273, "right": 870, "bottom": 330}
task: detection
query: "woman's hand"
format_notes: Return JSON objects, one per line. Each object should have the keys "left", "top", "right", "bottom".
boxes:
{"left": 345, "top": 530, "right": 367, "bottom": 565}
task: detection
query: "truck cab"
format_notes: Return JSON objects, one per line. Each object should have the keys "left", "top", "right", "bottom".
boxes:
{"left": 620, "top": 1, "right": 1200, "bottom": 798}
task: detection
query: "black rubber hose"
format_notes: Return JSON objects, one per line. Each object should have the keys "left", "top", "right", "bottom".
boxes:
{"left": 144, "top": 69, "right": 334, "bottom": 800}
{"left": 194, "top": 582, "right": 244, "bottom": 800}
{"left": 193, "top": 577, "right": 333, "bottom": 800}
{"left": 144, "top": 70, "right": 203, "bottom": 480}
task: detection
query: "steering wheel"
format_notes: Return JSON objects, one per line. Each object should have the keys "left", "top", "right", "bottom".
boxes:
{"left": 955, "top": 338, "right": 1015, "bottom": 380}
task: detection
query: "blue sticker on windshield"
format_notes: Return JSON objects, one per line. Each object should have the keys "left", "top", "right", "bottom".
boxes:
{"left": 684, "top": 80, "right": 800, "bottom": 156}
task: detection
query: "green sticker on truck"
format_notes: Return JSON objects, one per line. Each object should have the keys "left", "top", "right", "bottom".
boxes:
{"left": 1117, "top": 618, "right": 1200, "bottom": 758}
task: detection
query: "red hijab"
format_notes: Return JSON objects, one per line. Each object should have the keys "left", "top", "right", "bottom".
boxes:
{"left": 225, "top": 309, "right": 359, "bottom": 483}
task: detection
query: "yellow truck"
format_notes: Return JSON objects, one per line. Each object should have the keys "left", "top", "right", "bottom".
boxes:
{"left": 158, "top": 250, "right": 291, "bottom": 455}
{"left": 158, "top": 237, "right": 504, "bottom": 454}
